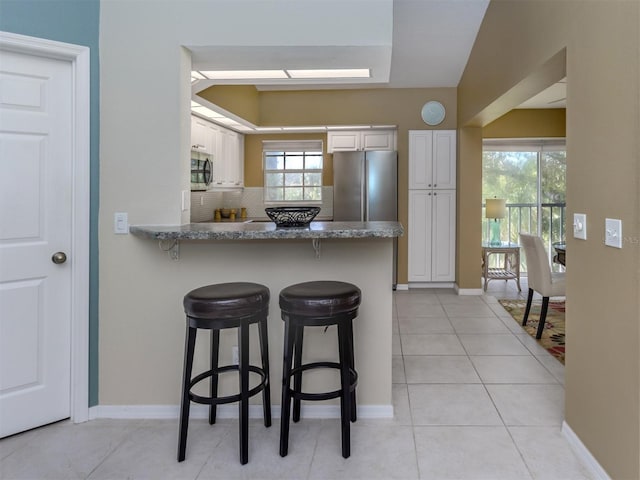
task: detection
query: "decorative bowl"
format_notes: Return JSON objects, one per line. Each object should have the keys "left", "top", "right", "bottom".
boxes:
{"left": 265, "top": 206, "right": 321, "bottom": 227}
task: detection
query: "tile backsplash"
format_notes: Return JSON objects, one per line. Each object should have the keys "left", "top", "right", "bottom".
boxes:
{"left": 190, "top": 187, "right": 333, "bottom": 223}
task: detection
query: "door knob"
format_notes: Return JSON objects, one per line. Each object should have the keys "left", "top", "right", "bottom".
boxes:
{"left": 51, "top": 252, "right": 67, "bottom": 264}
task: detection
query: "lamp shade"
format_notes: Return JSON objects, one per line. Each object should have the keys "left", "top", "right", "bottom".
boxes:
{"left": 486, "top": 198, "right": 506, "bottom": 219}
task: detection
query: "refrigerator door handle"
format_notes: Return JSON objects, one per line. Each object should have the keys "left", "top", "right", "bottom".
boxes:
{"left": 362, "top": 159, "right": 368, "bottom": 221}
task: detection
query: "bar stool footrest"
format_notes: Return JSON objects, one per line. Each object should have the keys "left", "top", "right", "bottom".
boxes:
{"left": 189, "top": 364, "right": 268, "bottom": 405}
{"left": 286, "top": 361, "right": 357, "bottom": 402}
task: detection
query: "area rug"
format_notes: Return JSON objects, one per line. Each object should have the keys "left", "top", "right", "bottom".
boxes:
{"left": 498, "top": 299, "right": 565, "bottom": 364}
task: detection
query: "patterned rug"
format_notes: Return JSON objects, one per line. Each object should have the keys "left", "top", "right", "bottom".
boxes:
{"left": 498, "top": 299, "right": 565, "bottom": 364}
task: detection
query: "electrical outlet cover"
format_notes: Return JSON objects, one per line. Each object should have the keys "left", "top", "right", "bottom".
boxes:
{"left": 605, "top": 218, "right": 622, "bottom": 248}
{"left": 573, "top": 213, "right": 587, "bottom": 240}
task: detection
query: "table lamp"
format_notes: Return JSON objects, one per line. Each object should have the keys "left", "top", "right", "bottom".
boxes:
{"left": 486, "top": 198, "right": 506, "bottom": 246}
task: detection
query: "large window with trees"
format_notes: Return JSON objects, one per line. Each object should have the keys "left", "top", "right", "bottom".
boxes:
{"left": 483, "top": 139, "right": 566, "bottom": 269}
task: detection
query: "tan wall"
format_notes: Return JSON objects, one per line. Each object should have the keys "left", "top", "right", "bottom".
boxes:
{"left": 483, "top": 109, "right": 566, "bottom": 138}
{"left": 456, "top": 127, "right": 483, "bottom": 289}
{"left": 197, "top": 87, "right": 458, "bottom": 285}
{"left": 198, "top": 85, "right": 261, "bottom": 125}
{"left": 458, "top": 2, "right": 640, "bottom": 477}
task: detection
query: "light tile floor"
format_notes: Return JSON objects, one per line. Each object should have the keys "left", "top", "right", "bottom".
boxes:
{"left": 0, "top": 280, "right": 595, "bottom": 479}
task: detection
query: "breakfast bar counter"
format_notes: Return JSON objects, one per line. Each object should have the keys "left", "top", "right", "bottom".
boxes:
{"left": 127, "top": 220, "right": 403, "bottom": 418}
{"left": 129, "top": 220, "right": 403, "bottom": 241}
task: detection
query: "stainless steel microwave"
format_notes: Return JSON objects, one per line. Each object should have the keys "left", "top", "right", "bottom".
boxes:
{"left": 191, "top": 151, "right": 212, "bottom": 191}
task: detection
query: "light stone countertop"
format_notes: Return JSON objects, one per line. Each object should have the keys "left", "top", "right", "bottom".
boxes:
{"left": 129, "top": 221, "right": 403, "bottom": 241}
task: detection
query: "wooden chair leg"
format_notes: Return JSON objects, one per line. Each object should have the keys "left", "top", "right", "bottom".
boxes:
{"left": 292, "top": 326, "right": 304, "bottom": 423}
{"left": 209, "top": 329, "right": 220, "bottom": 425}
{"left": 258, "top": 315, "right": 272, "bottom": 428}
{"left": 536, "top": 297, "right": 550, "bottom": 339}
{"left": 177, "top": 325, "right": 197, "bottom": 462}
{"left": 238, "top": 324, "right": 250, "bottom": 465}
{"left": 347, "top": 320, "right": 357, "bottom": 422}
{"left": 338, "top": 322, "right": 351, "bottom": 459}
{"left": 279, "top": 320, "right": 295, "bottom": 457}
{"left": 522, "top": 288, "right": 534, "bottom": 326}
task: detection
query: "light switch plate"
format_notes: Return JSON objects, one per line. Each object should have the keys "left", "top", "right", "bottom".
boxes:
{"left": 605, "top": 218, "right": 622, "bottom": 248}
{"left": 114, "top": 212, "right": 128, "bottom": 234}
{"left": 573, "top": 213, "right": 587, "bottom": 240}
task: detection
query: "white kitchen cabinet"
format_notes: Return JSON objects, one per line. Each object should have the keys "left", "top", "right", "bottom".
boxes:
{"left": 408, "top": 189, "right": 456, "bottom": 282}
{"left": 408, "top": 130, "right": 456, "bottom": 190}
{"left": 327, "top": 129, "right": 396, "bottom": 153}
{"left": 408, "top": 129, "right": 456, "bottom": 283}
{"left": 219, "top": 128, "right": 243, "bottom": 187}
{"left": 191, "top": 115, "right": 244, "bottom": 189}
{"left": 191, "top": 115, "right": 212, "bottom": 152}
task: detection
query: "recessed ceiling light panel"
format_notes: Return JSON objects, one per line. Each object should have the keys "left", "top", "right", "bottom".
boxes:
{"left": 200, "top": 70, "right": 288, "bottom": 80}
{"left": 287, "top": 69, "right": 370, "bottom": 79}
{"left": 191, "top": 105, "right": 225, "bottom": 118}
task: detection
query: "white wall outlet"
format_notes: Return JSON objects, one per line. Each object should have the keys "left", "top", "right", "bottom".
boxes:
{"left": 605, "top": 218, "right": 622, "bottom": 248}
{"left": 232, "top": 345, "right": 239, "bottom": 365}
{"left": 114, "top": 212, "right": 128, "bottom": 234}
{"left": 573, "top": 213, "right": 587, "bottom": 240}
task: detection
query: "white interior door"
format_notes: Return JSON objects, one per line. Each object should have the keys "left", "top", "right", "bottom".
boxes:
{"left": 0, "top": 48, "right": 74, "bottom": 437}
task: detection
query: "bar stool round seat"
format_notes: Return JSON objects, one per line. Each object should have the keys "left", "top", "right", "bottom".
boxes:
{"left": 178, "top": 282, "right": 271, "bottom": 465}
{"left": 279, "top": 280, "right": 361, "bottom": 459}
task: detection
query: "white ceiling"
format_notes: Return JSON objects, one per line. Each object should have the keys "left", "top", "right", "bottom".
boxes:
{"left": 191, "top": 0, "right": 564, "bottom": 109}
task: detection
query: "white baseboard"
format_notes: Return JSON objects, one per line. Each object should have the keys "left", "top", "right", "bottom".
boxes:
{"left": 407, "top": 282, "right": 455, "bottom": 289}
{"left": 455, "top": 286, "right": 484, "bottom": 296}
{"left": 395, "top": 284, "right": 409, "bottom": 291}
{"left": 90, "top": 404, "right": 393, "bottom": 420}
{"left": 562, "top": 421, "right": 611, "bottom": 480}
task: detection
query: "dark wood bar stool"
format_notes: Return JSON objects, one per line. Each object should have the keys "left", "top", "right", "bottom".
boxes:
{"left": 178, "top": 282, "right": 271, "bottom": 465}
{"left": 279, "top": 281, "right": 361, "bottom": 458}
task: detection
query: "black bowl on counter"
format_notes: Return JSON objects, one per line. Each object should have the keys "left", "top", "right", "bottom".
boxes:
{"left": 265, "top": 206, "right": 321, "bottom": 227}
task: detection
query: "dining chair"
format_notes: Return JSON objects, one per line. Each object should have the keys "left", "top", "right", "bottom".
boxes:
{"left": 519, "top": 233, "right": 566, "bottom": 339}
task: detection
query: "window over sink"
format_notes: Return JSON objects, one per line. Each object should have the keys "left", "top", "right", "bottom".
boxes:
{"left": 263, "top": 140, "right": 323, "bottom": 203}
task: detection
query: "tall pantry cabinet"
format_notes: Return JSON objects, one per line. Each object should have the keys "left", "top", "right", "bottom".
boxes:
{"left": 408, "top": 130, "right": 456, "bottom": 283}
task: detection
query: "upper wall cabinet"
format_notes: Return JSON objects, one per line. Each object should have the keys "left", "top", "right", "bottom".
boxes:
{"left": 408, "top": 130, "right": 456, "bottom": 190}
{"left": 191, "top": 115, "right": 212, "bottom": 153}
{"left": 191, "top": 115, "right": 244, "bottom": 189}
{"left": 327, "top": 129, "right": 397, "bottom": 153}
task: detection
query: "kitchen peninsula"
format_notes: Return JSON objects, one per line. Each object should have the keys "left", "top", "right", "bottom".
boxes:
{"left": 130, "top": 220, "right": 403, "bottom": 416}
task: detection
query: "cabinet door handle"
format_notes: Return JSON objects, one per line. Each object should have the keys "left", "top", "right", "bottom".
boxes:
{"left": 434, "top": 184, "right": 437, "bottom": 187}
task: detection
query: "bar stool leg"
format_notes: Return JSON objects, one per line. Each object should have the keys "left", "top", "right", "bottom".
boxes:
{"left": 238, "top": 324, "right": 250, "bottom": 465}
{"left": 258, "top": 314, "right": 272, "bottom": 427}
{"left": 279, "top": 319, "right": 296, "bottom": 457}
{"left": 347, "top": 320, "right": 357, "bottom": 422}
{"left": 338, "top": 322, "right": 351, "bottom": 458}
{"left": 292, "top": 325, "right": 304, "bottom": 422}
{"left": 177, "top": 325, "right": 197, "bottom": 462}
{"left": 209, "top": 329, "right": 220, "bottom": 425}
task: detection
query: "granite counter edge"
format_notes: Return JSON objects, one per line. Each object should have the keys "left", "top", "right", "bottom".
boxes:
{"left": 129, "top": 222, "right": 404, "bottom": 241}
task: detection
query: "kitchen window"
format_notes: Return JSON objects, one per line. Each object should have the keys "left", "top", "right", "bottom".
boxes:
{"left": 263, "top": 140, "right": 323, "bottom": 203}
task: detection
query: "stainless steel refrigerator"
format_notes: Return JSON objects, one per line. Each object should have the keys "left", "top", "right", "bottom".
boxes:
{"left": 333, "top": 150, "right": 398, "bottom": 287}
